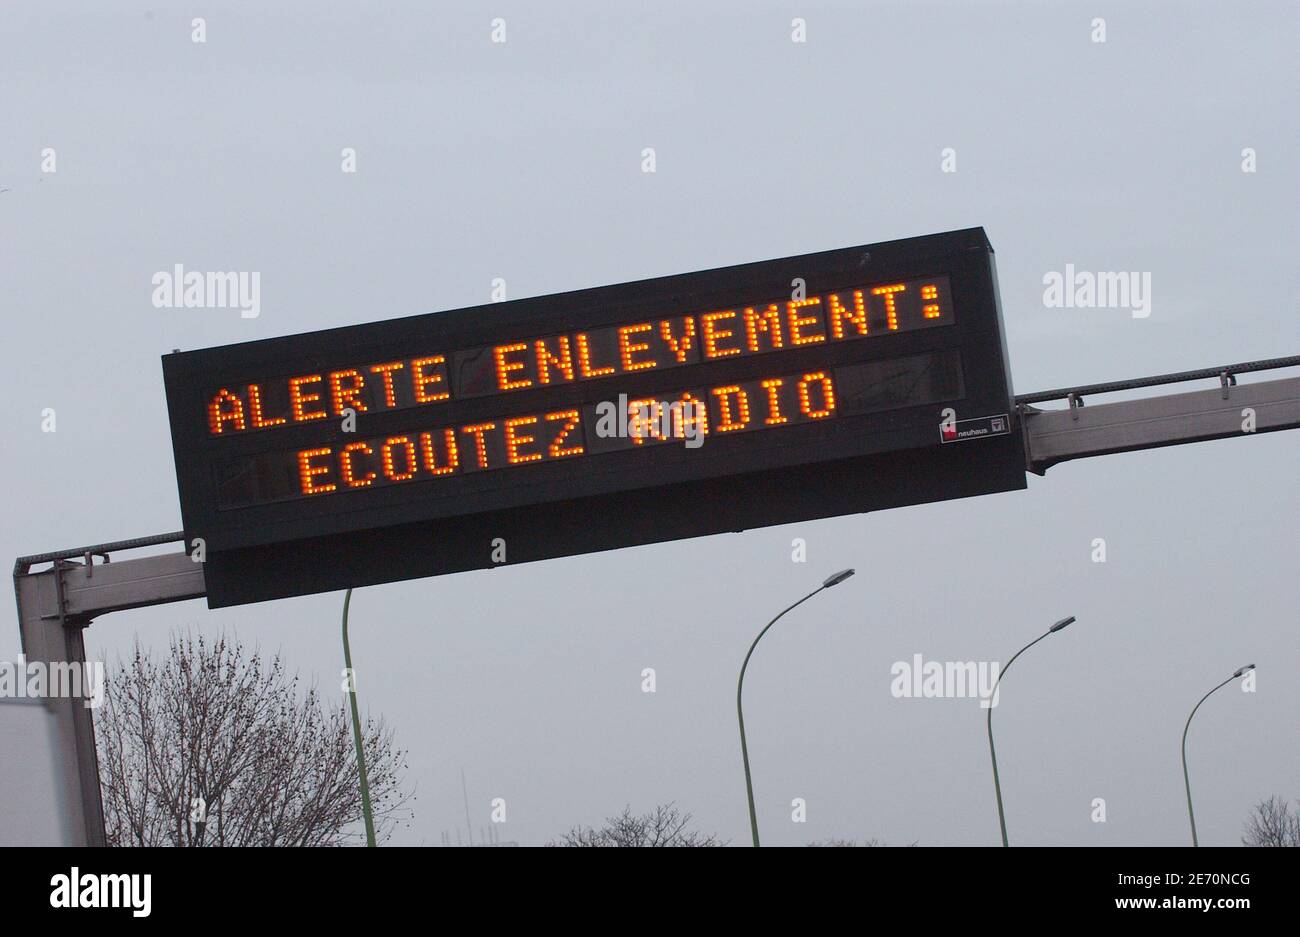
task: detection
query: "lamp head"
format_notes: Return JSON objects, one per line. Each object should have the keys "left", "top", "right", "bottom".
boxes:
{"left": 1048, "top": 615, "right": 1076, "bottom": 633}
{"left": 1233, "top": 664, "right": 1256, "bottom": 678}
{"left": 823, "top": 569, "right": 855, "bottom": 589}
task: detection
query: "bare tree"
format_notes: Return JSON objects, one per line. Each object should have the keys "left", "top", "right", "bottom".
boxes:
{"left": 96, "top": 633, "right": 412, "bottom": 846}
{"left": 1242, "top": 795, "right": 1300, "bottom": 847}
{"left": 807, "top": 837, "right": 915, "bottom": 846}
{"left": 550, "top": 803, "right": 722, "bottom": 846}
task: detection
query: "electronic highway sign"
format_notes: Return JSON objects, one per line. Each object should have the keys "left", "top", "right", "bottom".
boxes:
{"left": 162, "top": 227, "right": 1025, "bottom": 607}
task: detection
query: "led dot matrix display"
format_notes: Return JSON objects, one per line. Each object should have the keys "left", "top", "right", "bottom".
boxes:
{"left": 162, "top": 228, "right": 1024, "bottom": 607}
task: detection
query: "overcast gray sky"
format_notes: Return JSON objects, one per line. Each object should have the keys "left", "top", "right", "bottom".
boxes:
{"left": 3, "top": 1, "right": 1296, "bottom": 846}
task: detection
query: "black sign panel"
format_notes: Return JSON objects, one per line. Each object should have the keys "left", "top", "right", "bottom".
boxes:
{"left": 162, "top": 227, "right": 1025, "bottom": 607}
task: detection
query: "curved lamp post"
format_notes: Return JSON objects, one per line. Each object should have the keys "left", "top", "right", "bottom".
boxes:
{"left": 1182, "top": 664, "right": 1255, "bottom": 847}
{"left": 986, "top": 615, "right": 1075, "bottom": 847}
{"left": 737, "top": 569, "right": 855, "bottom": 847}
{"left": 342, "top": 588, "right": 378, "bottom": 847}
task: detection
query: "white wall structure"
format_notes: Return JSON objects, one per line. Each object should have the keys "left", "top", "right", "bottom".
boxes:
{"left": 0, "top": 699, "right": 75, "bottom": 845}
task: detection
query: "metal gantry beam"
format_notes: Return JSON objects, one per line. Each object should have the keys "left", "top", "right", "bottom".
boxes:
{"left": 1014, "top": 355, "right": 1300, "bottom": 405}
{"left": 1021, "top": 376, "right": 1300, "bottom": 474}
{"left": 12, "top": 536, "right": 204, "bottom": 846}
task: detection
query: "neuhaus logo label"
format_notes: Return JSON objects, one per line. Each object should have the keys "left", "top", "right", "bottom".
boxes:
{"left": 50, "top": 868, "right": 151, "bottom": 918}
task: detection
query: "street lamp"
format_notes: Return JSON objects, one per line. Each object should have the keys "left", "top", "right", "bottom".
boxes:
{"left": 341, "top": 588, "right": 378, "bottom": 847}
{"left": 736, "top": 569, "right": 855, "bottom": 847}
{"left": 1182, "top": 664, "right": 1255, "bottom": 847}
{"left": 986, "top": 615, "right": 1075, "bottom": 847}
